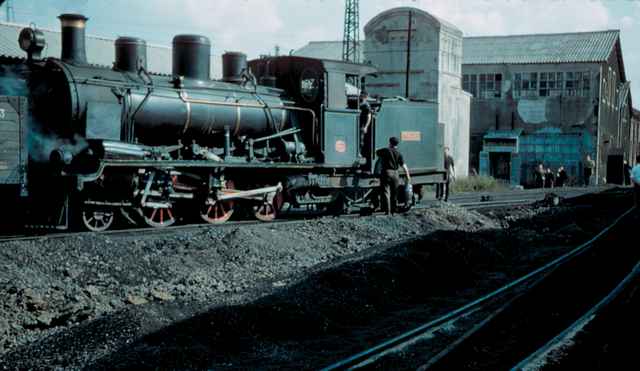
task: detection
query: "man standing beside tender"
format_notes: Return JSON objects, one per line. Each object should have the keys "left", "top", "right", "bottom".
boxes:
{"left": 376, "top": 137, "right": 411, "bottom": 215}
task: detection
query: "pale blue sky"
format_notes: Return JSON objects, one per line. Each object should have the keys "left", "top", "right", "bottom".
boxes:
{"left": 5, "top": 0, "right": 640, "bottom": 100}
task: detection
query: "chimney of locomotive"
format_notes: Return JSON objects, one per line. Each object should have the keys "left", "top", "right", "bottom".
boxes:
{"left": 172, "top": 34, "right": 211, "bottom": 81}
{"left": 115, "top": 37, "right": 148, "bottom": 72}
{"left": 222, "top": 52, "right": 247, "bottom": 83}
{"left": 58, "top": 14, "right": 88, "bottom": 65}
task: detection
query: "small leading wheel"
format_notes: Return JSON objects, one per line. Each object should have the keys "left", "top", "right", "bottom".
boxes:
{"left": 82, "top": 209, "right": 115, "bottom": 232}
{"left": 253, "top": 201, "right": 277, "bottom": 222}
{"left": 138, "top": 206, "right": 176, "bottom": 228}
{"left": 201, "top": 199, "right": 234, "bottom": 224}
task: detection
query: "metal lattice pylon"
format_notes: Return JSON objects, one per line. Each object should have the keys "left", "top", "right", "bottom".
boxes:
{"left": 342, "top": 0, "right": 359, "bottom": 63}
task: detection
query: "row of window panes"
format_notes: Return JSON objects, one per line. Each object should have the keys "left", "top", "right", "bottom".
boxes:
{"left": 463, "top": 72, "right": 591, "bottom": 98}
{"left": 463, "top": 74, "right": 501, "bottom": 98}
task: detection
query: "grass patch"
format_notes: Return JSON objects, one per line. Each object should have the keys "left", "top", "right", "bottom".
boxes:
{"left": 451, "top": 176, "right": 509, "bottom": 193}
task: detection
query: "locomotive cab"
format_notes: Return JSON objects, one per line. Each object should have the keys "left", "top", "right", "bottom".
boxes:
{"left": 249, "top": 56, "right": 377, "bottom": 167}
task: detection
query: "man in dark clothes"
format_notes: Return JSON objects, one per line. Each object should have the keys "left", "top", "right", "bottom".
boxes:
{"left": 534, "top": 164, "right": 546, "bottom": 188}
{"left": 556, "top": 166, "right": 568, "bottom": 187}
{"left": 544, "top": 168, "right": 555, "bottom": 188}
{"left": 376, "top": 137, "right": 411, "bottom": 215}
{"left": 436, "top": 147, "right": 456, "bottom": 202}
{"left": 359, "top": 91, "right": 373, "bottom": 159}
{"left": 623, "top": 160, "right": 631, "bottom": 186}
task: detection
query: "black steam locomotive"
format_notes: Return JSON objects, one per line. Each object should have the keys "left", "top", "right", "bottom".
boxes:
{"left": 0, "top": 14, "right": 445, "bottom": 231}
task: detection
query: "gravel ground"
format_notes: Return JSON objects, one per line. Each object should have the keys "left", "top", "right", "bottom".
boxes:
{"left": 0, "top": 190, "right": 629, "bottom": 370}
{"left": 0, "top": 203, "right": 497, "bottom": 369}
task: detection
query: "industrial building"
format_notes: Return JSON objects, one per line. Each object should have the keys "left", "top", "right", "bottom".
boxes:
{"left": 295, "top": 7, "right": 471, "bottom": 177}
{"left": 463, "top": 30, "right": 639, "bottom": 186}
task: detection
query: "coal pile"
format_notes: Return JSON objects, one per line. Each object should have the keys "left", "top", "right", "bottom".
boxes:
{"left": 0, "top": 191, "right": 630, "bottom": 369}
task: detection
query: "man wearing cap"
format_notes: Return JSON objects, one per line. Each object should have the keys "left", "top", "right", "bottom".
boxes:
{"left": 376, "top": 137, "right": 411, "bottom": 215}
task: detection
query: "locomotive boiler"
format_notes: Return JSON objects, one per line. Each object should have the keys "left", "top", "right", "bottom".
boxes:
{"left": 0, "top": 13, "right": 447, "bottom": 232}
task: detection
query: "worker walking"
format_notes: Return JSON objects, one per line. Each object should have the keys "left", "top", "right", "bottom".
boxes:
{"left": 556, "top": 166, "right": 568, "bottom": 188}
{"left": 544, "top": 168, "right": 555, "bottom": 188}
{"left": 437, "top": 147, "right": 455, "bottom": 202}
{"left": 534, "top": 164, "right": 546, "bottom": 189}
{"left": 376, "top": 137, "right": 411, "bottom": 215}
{"left": 583, "top": 155, "right": 595, "bottom": 187}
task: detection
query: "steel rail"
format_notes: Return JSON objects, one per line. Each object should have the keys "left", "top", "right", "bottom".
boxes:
{"left": 319, "top": 206, "right": 636, "bottom": 371}
{"left": 511, "top": 257, "right": 640, "bottom": 371}
{"left": 0, "top": 187, "right": 613, "bottom": 244}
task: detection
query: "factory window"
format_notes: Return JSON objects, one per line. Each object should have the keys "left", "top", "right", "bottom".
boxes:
{"left": 554, "top": 72, "right": 564, "bottom": 96}
{"left": 463, "top": 74, "right": 470, "bottom": 94}
{"left": 582, "top": 71, "right": 591, "bottom": 96}
{"left": 516, "top": 72, "right": 538, "bottom": 97}
{"left": 477, "top": 73, "right": 502, "bottom": 99}
{"left": 565, "top": 72, "right": 583, "bottom": 96}
{"left": 564, "top": 71, "right": 590, "bottom": 97}
{"left": 540, "top": 73, "right": 549, "bottom": 97}
{"left": 463, "top": 74, "right": 478, "bottom": 97}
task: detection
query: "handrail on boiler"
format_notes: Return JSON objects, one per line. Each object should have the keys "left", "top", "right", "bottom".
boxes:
{"left": 178, "top": 93, "right": 317, "bottom": 146}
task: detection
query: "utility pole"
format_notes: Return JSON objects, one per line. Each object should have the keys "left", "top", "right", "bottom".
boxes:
{"left": 405, "top": 10, "right": 413, "bottom": 98}
{"left": 2, "top": 0, "right": 15, "bottom": 23}
{"left": 342, "top": 0, "right": 359, "bottom": 63}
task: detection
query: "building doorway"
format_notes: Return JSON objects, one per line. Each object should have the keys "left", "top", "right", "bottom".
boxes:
{"left": 490, "top": 152, "right": 511, "bottom": 181}
{"left": 606, "top": 155, "right": 624, "bottom": 184}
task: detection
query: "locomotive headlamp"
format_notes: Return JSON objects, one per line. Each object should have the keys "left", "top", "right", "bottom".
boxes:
{"left": 18, "top": 27, "right": 46, "bottom": 60}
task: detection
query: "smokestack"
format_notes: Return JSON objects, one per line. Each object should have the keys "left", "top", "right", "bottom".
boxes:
{"left": 58, "top": 14, "right": 88, "bottom": 64}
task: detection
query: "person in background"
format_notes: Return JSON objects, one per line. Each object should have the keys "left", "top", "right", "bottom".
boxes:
{"left": 437, "top": 147, "right": 456, "bottom": 202}
{"left": 535, "top": 164, "right": 546, "bottom": 189}
{"left": 631, "top": 155, "right": 640, "bottom": 207}
{"left": 623, "top": 160, "right": 632, "bottom": 186}
{"left": 583, "top": 155, "right": 595, "bottom": 187}
{"left": 376, "top": 137, "right": 411, "bottom": 215}
{"left": 359, "top": 91, "right": 373, "bottom": 159}
{"left": 544, "top": 168, "right": 555, "bottom": 188}
{"left": 556, "top": 166, "right": 568, "bottom": 188}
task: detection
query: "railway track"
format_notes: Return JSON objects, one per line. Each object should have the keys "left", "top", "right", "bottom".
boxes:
{"left": 320, "top": 203, "right": 638, "bottom": 370}
{"left": 0, "top": 186, "right": 613, "bottom": 244}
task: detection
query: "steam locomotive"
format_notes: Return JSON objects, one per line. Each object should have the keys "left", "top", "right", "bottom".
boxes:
{"left": 0, "top": 14, "right": 446, "bottom": 231}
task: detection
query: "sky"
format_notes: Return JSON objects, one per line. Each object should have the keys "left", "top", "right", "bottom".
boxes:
{"left": 5, "top": 0, "right": 640, "bottom": 99}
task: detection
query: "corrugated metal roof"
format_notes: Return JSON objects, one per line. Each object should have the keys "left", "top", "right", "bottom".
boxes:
{"left": 463, "top": 30, "right": 619, "bottom": 65}
{"left": 0, "top": 21, "right": 217, "bottom": 77}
